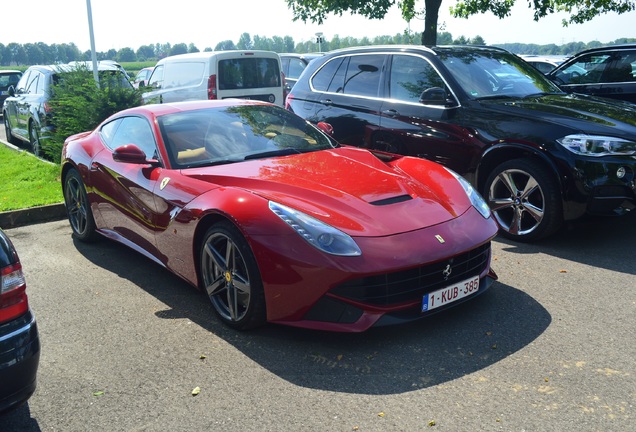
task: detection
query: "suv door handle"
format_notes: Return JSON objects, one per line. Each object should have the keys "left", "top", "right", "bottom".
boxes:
{"left": 319, "top": 99, "right": 333, "bottom": 106}
{"left": 382, "top": 109, "right": 400, "bottom": 117}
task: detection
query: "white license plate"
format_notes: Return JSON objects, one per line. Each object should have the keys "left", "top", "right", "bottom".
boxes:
{"left": 0, "top": 91, "right": 7, "bottom": 95}
{"left": 422, "top": 275, "right": 479, "bottom": 312}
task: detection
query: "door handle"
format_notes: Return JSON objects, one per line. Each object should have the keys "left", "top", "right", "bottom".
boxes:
{"left": 382, "top": 109, "right": 400, "bottom": 117}
{"left": 319, "top": 99, "right": 333, "bottom": 106}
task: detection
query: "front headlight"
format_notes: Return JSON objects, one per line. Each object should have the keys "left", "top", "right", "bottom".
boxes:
{"left": 557, "top": 134, "right": 636, "bottom": 156}
{"left": 269, "top": 201, "right": 362, "bottom": 256}
{"left": 444, "top": 167, "right": 491, "bottom": 219}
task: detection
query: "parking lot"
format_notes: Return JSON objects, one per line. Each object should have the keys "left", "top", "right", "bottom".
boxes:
{"left": 1, "top": 211, "right": 635, "bottom": 430}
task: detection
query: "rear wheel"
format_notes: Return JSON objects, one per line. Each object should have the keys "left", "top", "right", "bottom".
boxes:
{"left": 63, "top": 169, "right": 99, "bottom": 242}
{"left": 484, "top": 158, "right": 562, "bottom": 242}
{"left": 199, "top": 221, "right": 266, "bottom": 330}
{"left": 28, "top": 122, "right": 41, "bottom": 157}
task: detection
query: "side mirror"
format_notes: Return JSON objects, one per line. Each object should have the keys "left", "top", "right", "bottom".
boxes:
{"left": 420, "top": 87, "right": 450, "bottom": 106}
{"left": 8, "top": 85, "right": 15, "bottom": 97}
{"left": 113, "top": 144, "right": 153, "bottom": 165}
{"left": 316, "top": 121, "right": 334, "bottom": 136}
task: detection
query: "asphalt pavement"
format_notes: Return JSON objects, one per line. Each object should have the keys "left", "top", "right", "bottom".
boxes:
{"left": 1, "top": 122, "right": 635, "bottom": 431}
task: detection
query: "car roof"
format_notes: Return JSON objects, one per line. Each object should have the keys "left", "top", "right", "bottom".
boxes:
{"left": 566, "top": 44, "right": 636, "bottom": 57}
{"left": 320, "top": 44, "right": 509, "bottom": 57}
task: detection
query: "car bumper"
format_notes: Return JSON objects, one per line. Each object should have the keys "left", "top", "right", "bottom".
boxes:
{"left": 570, "top": 156, "right": 636, "bottom": 217}
{"left": 0, "top": 309, "right": 40, "bottom": 414}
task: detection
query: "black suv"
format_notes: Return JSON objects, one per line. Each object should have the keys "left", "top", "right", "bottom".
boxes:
{"left": 3, "top": 63, "right": 132, "bottom": 157}
{"left": 547, "top": 44, "right": 636, "bottom": 104}
{"left": 286, "top": 45, "right": 636, "bottom": 242}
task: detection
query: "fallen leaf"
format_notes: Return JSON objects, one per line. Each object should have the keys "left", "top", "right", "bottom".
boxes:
{"left": 378, "top": 412, "right": 385, "bottom": 417}
{"left": 199, "top": 354, "right": 207, "bottom": 360}
{"left": 559, "top": 269, "right": 568, "bottom": 273}
{"left": 337, "top": 354, "right": 343, "bottom": 361}
{"left": 93, "top": 391, "right": 104, "bottom": 397}
{"left": 428, "top": 420, "right": 436, "bottom": 426}
{"left": 192, "top": 386, "right": 201, "bottom": 396}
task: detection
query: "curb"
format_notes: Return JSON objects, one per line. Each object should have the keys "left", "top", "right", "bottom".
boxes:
{"left": 0, "top": 203, "right": 67, "bottom": 230}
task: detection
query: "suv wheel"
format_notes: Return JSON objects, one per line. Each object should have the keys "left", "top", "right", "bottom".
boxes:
{"left": 3, "top": 113, "right": 20, "bottom": 145}
{"left": 28, "top": 122, "right": 41, "bottom": 157}
{"left": 484, "top": 158, "right": 562, "bottom": 242}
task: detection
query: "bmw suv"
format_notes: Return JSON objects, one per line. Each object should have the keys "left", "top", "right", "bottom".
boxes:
{"left": 286, "top": 45, "right": 636, "bottom": 242}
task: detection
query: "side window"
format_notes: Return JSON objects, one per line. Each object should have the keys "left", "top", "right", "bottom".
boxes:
{"left": 147, "top": 65, "right": 164, "bottom": 89}
{"left": 101, "top": 117, "right": 158, "bottom": 160}
{"left": 164, "top": 62, "right": 205, "bottom": 89}
{"left": 556, "top": 54, "right": 610, "bottom": 84}
{"left": 602, "top": 52, "right": 636, "bottom": 83}
{"left": 287, "top": 58, "right": 306, "bottom": 80}
{"left": 341, "top": 54, "right": 383, "bottom": 97}
{"left": 25, "top": 71, "right": 41, "bottom": 94}
{"left": 389, "top": 55, "right": 446, "bottom": 102}
{"left": 311, "top": 57, "right": 346, "bottom": 92}
{"left": 15, "top": 71, "right": 31, "bottom": 93}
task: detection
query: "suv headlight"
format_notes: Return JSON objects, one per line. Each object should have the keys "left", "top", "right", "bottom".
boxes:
{"left": 269, "top": 201, "right": 362, "bottom": 256}
{"left": 557, "top": 134, "right": 636, "bottom": 156}
{"left": 444, "top": 167, "right": 491, "bottom": 219}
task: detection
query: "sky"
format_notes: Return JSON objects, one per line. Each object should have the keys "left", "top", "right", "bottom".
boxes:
{"left": 2, "top": 0, "right": 635, "bottom": 53}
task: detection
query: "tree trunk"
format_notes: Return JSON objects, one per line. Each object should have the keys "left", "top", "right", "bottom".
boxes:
{"left": 421, "top": 0, "right": 442, "bottom": 46}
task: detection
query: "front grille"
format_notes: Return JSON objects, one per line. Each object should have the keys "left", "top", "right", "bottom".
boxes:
{"left": 331, "top": 242, "right": 491, "bottom": 306}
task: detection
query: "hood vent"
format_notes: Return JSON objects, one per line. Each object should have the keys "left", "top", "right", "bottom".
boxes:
{"left": 369, "top": 194, "right": 412, "bottom": 206}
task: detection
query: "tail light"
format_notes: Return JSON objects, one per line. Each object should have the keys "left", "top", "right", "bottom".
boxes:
{"left": 285, "top": 92, "right": 294, "bottom": 110}
{"left": 207, "top": 75, "right": 217, "bottom": 100}
{"left": 1, "top": 261, "right": 28, "bottom": 324}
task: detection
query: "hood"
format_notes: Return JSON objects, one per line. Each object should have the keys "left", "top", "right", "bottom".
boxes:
{"left": 185, "top": 147, "right": 474, "bottom": 236}
{"left": 478, "top": 93, "right": 636, "bottom": 137}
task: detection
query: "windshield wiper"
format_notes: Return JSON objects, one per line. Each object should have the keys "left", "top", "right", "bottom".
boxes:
{"left": 243, "top": 148, "right": 303, "bottom": 160}
{"left": 475, "top": 94, "right": 518, "bottom": 101}
{"left": 184, "top": 158, "right": 241, "bottom": 168}
{"left": 523, "top": 91, "right": 565, "bottom": 98}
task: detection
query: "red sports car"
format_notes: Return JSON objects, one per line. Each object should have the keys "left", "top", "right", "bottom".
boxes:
{"left": 61, "top": 100, "right": 498, "bottom": 332}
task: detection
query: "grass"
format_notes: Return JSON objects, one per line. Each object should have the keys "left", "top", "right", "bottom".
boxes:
{"left": 0, "top": 144, "right": 63, "bottom": 212}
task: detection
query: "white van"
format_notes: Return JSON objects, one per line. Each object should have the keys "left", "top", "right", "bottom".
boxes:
{"left": 142, "top": 50, "right": 285, "bottom": 106}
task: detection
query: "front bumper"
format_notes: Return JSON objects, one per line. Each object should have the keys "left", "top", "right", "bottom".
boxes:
{"left": 0, "top": 309, "right": 41, "bottom": 414}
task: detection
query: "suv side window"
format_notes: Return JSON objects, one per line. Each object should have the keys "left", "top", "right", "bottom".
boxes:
{"left": 389, "top": 55, "right": 446, "bottom": 102}
{"left": 312, "top": 57, "right": 346, "bottom": 92}
{"left": 556, "top": 54, "right": 611, "bottom": 84}
{"left": 341, "top": 54, "right": 383, "bottom": 97}
{"left": 287, "top": 58, "right": 306, "bottom": 80}
{"left": 602, "top": 52, "right": 636, "bottom": 83}
{"left": 14, "top": 70, "right": 31, "bottom": 93}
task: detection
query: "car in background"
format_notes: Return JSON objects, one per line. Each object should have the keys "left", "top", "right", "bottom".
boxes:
{"left": 547, "top": 44, "right": 636, "bottom": 104}
{"left": 3, "top": 62, "right": 132, "bottom": 156}
{"left": 60, "top": 99, "right": 498, "bottom": 332}
{"left": 142, "top": 50, "right": 286, "bottom": 106}
{"left": 519, "top": 55, "right": 567, "bottom": 74}
{"left": 133, "top": 67, "right": 154, "bottom": 88}
{"left": 279, "top": 53, "right": 324, "bottom": 90}
{"left": 0, "top": 70, "right": 23, "bottom": 110}
{"left": 0, "top": 228, "right": 40, "bottom": 414}
{"left": 286, "top": 45, "right": 636, "bottom": 242}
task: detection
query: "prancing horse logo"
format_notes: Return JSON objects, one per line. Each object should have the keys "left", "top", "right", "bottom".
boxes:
{"left": 442, "top": 264, "right": 452, "bottom": 280}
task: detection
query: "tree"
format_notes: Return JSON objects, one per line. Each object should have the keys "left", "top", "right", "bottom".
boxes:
{"left": 287, "top": 0, "right": 636, "bottom": 46}
{"left": 169, "top": 43, "right": 188, "bottom": 56}
{"left": 452, "top": 0, "right": 635, "bottom": 27}
{"left": 116, "top": 47, "right": 137, "bottom": 62}
{"left": 215, "top": 40, "right": 237, "bottom": 51}
{"left": 237, "top": 33, "right": 253, "bottom": 50}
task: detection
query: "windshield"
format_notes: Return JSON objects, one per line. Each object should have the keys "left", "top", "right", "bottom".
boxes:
{"left": 159, "top": 104, "right": 338, "bottom": 168}
{"left": 437, "top": 49, "right": 564, "bottom": 99}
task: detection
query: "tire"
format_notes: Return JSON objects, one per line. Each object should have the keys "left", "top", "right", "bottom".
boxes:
{"left": 199, "top": 221, "right": 266, "bottom": 330}
{"left": 3, "top": 113, "right": 20, "bottom": 145}
{"left": 484, "top": 158, "right": 562, "bottom": 242}
{"left": 28, "top": 122, "right": 41, "bottom": 157}
{"left": 63, "top": 169, "right": 99, "bottom": 242}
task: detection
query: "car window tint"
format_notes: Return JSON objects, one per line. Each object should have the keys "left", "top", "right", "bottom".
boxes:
{"left": 101, "top": 117, "right": 158, "bottom": 160}
{"left": 557, "top": 54, "right": 611, "bottom": 85}
{"left": 15, "top": 71, "right": 31, "bottom": 92}
{"left": 0, "top": 73, "right": 22, "bottom": 90}
{"left": 218, "top": 58, "right": 281, "bottom": 90}
{"left": 25, "top": 72, "right": 41, "bottom": 94}
{"left": 341, "top": 54, "right": 383, "bottom": 97}
{"left": 311, "top": 57, "right": 346, "bottom": 92}
{"left": 390, "top": 55, "right": 445, "bottom": 102}
{"left": 602, "top": 52, "right": 636, "bottom": 83}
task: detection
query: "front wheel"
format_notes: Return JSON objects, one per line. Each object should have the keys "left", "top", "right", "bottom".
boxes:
{"left": 63, "top": 169, "right": 99, "bottom": 242}
{"left": 199, "top": 221, "right": 266, "bottom": 330}
{"left": 3, "top": 113, "right": 20, "bottom": 145}
{"left": 484, "top": 158, "right": 562, "bottom": 242}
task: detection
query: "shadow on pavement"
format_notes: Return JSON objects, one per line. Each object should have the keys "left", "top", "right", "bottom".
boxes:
{"left": 71, "top": 235, "right": 551, "bottom": 396}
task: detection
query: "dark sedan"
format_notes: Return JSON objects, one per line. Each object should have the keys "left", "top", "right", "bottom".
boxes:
{"left": 286, "top": 45, "right": 636, "bottom": 242}
{"left": 0, "top": 228, "right": 40, "bottom": 414}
